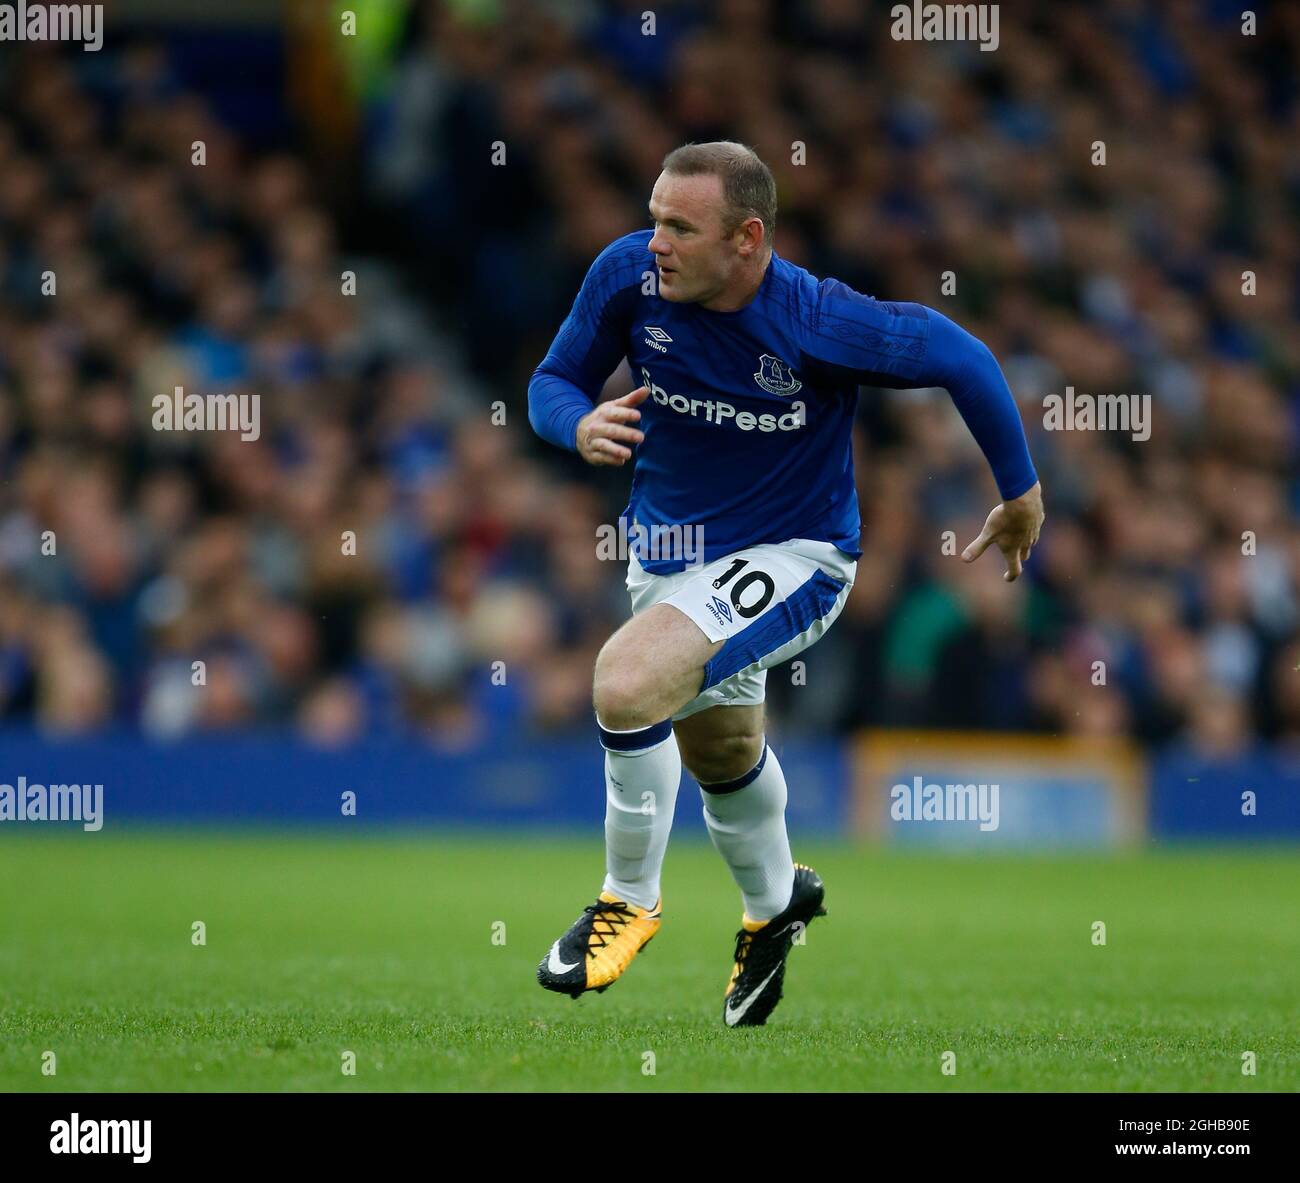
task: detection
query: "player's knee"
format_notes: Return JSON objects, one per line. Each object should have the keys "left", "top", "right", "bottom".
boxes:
{"left": 593, "top": 607, "right": 713, "bottom": 730}
{"left": 592, "top": 675, "right": 645, "bottom": 731}
{"left": 686, "top": 731, "right": 764, "bottom": 786}
{"left": 592, "top": 643, "right": 657, "bottom": 731}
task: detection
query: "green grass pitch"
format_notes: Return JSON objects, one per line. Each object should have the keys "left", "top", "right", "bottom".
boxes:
{"left": 1, "top": 832, "right": 1296, "bottom": 1092}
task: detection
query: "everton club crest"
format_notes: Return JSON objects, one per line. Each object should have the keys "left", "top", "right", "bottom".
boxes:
{"left": 754, "top": 353, "right": 803, "bottom": 396}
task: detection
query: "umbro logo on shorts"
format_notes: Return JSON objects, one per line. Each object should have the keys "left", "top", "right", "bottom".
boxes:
{"left": 707, "top": 595, "right": 733, "bottom": 625}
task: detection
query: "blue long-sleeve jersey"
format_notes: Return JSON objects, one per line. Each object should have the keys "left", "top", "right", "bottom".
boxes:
{"left": 529, "top": 230, "right": 1037, "bottom": 575}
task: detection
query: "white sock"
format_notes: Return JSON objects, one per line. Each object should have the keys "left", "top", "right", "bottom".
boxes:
{"left": 598, "top": 717, "right": 681, "bottom": 911}
{"left": 699, "top": 743, "right": 794, "bottom": 922}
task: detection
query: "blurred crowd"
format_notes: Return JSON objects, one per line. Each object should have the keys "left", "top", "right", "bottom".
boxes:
{"left": 1, "top": 0, "right": 1299, "bottom": 756}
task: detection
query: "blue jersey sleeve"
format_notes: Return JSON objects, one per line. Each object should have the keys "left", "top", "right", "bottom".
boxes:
{"left": 917, "top": 307, "right": 1039, "bottom": 501}
{"left": 802, "top": 279, "right": 1038, "bottom": 501}
{"left": 528, "top": 236, "right": 643, "bottom": 451}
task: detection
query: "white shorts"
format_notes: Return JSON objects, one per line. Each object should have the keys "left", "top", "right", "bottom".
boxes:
{"left": 626, "top": 538, "right": 858, "bottom": 721}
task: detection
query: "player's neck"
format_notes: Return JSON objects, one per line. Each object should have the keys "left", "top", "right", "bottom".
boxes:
{"left": 698, "top": 252, "right": 771, "bottom": 313}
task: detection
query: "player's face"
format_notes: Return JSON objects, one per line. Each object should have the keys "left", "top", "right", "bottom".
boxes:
{"left": 647, "top": 172, "right": 747, "bottom": 304}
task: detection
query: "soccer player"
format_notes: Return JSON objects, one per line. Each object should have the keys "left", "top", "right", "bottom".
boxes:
{"left": 527, "top": 142, "right": 1043, "bottom": 1026}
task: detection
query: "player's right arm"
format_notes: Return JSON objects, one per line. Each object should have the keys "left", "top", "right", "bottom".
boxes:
{"left": 528, "top": 237, "right": 648, "bottom": 467}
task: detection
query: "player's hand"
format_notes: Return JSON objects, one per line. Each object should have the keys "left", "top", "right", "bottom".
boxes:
{"left": 961, "top": 481, "right": 1045, "bottom": 582}
{"left": 576, "top": 386, "right": 649, "bottom": 467}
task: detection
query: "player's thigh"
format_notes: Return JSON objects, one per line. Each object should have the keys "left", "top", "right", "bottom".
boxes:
{"left": 593, "top": 602, "right": 722, "bottom": 723}
{"left": 669, "top": 539, "right": 856, "bottom": 695}
{"left": 673, "top": 704, "right": 764, "bottom": 784}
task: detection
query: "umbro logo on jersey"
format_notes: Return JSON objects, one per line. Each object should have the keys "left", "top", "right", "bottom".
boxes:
{"left": 644, "top": 326, "right": 672, "bottom": 353}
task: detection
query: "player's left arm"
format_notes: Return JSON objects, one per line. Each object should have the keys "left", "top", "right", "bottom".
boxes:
{"left": 805, "top": 283, "right": 1043, "bottom": 581}
{"left": 920, "top": 309, "right": 1044, "bottom": 582}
